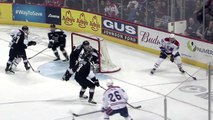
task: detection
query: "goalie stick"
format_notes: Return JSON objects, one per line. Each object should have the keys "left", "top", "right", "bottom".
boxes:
{"left": 99, "top": 85, "right": 142, "bottom": 109}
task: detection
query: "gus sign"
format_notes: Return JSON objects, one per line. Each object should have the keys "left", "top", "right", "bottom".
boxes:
{"left": 102, "top": 17, "right": 137, "bottom": 43}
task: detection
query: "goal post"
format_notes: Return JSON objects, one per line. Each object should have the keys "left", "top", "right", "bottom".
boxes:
{"left": 71, "top": 32, "right": 121, "bottom": 73}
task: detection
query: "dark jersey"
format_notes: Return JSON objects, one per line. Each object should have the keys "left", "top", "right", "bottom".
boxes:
{"left": 48, "top": 28, "right": 67, "bottom": 43}
{"left": 69, "top": 45, "right": 84, "bottom": 66}
{"left": 74, "top": 60, "right": 92, "bottom": 79}
{"left": 11, "top": 29, "right": 27, "bottom": 51}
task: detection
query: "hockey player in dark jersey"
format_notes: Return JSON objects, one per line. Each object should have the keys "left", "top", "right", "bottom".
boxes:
{"left": 48, "top": 24, "right": 69, "bottom": 61}
{"left": 150, "top": 34, "right": 185, "bottom": 74}
{"left": 5, "top": 26, "right": 36, "bottom": 74}
{"left": 73, "top": 52, "right": 100, "bottom": 104}
{"left": 62, "top": 40, "right": 99, "bottom": 81}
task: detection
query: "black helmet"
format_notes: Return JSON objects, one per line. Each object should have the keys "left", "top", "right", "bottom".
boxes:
{"left": 82, "top": 40, "right": 89, "bottom": 46}
{"left": 50, "top": 24, "right": 56, "bottom": 28}
{"left": 22, "top": 26, "right": 29, "bottom": 31}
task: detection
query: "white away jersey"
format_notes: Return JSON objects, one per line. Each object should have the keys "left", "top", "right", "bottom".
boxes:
{"left": 160, "top": 37, "right": 180, "bottom": 55}
{"left": 103, "top": 86, "right": 128, "bottom": 110}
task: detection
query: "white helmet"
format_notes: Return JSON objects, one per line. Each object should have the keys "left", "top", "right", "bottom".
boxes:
{"left": 106, "top": 79, "right": 114, "bottom": 87}
{"left": 169, "top": 34, "right": 175, "bottom": 38}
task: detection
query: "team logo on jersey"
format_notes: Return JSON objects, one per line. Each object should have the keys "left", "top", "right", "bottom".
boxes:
{"left": 62, "top": 10, "right": 75, "bottom": 26}
{"left": 179, "top": 85, "right": 206, "bottom": 93}
{"left": 77, "top": 13, "right": 88, "bottom": 28}
{"left": 90, "top": 15, "right": 100, "bottom": 31}
{"left": 187, "top": 41, "right": 196, "bottom": 52}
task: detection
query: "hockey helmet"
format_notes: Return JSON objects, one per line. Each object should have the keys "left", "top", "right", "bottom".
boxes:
{"left": 22, "top": 26, "right": 29, "bottom": 31}
{"left": 22, "top": 26, "right": 29, "bottom": 34}
{"left": 106, "top": 79, "right": 114, "bottom": 87}
{"left": 82, "top": 40, "right": 90, "bottom": 46}
{"left": 169, "top": 34, "right": 175, "bottom": 39}
{"left": 50, "top": 24, "right": 56, "bottom": 28}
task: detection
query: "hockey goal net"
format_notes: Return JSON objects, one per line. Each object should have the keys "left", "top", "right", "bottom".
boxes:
{"left": 71, "top": 32, "right": 121, "bottom": 73}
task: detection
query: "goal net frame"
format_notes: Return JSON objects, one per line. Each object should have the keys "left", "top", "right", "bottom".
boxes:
{"left": 71, "top": 32, "right": 121, "bottom": 73}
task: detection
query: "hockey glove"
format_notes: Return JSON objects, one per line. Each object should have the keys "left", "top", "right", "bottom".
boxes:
{"left": 160, "top": 47, "right": 166, "bottom": 54}
{"left": 94, "top": 81, "right": 100, "bottom": 87}
{"left": 101, "top": 107, "right": 107, "bottom": 112}
{"left": 91, "top": 77, "right": 99, "bottom": 87}
{"left": 48, "top": 42, "right": 54, "bottom": 48}
{"left": 170, "top": 54, "right": 175, "bottom": 63}
{"left": 62, "top": 70, "right": 72, "bottom": 81}
{"left": 28, "top": 41, "right": 37, "bottom": 46}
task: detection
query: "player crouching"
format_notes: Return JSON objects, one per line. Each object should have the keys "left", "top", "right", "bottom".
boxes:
{"left": 102, "top": 79, "right": 133, "bottom": 120}
{"left": 151, "top": 34, "right": 185, "bottom": 74}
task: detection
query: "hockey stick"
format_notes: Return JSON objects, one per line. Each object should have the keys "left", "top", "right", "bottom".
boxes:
{"left": 27, "top": 60, "right": 35, "bottom": 72}
{"left": 173, "top": 62, "right": 197, "bottom": 80}
{"left": 185, "top": 71, "right": 197, "bottom": 80}
{"left": 28, "top": 47, "right": 48, "bottom": 59}
{"left": 99, "top": 85, "right": 142, "bottom": 109}
{"left": 72, "top": 110, "right": 102, "bottom": 117}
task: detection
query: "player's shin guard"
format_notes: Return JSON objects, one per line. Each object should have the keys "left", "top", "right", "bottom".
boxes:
{"left": 12, "top": 57, "right": 22, "bottom": 70}
{"left": 62, "top": 50, "right": 69, "bottom": 61}
{"left": 53, "top": 50, "right": 60, "bottom": 61}
{"left": 79, "top": 90, "right": 88, "bottom": 99}
{"left": 175, "top": 56, "right": 185, "bottom": 73}
{"left": 88, "top": 88, "right": 96, "bottom": 104}
{"left": 23, "top": 60, "right": 30, "bottom": 70}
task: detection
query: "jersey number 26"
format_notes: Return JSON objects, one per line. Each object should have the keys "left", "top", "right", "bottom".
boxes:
{"left": 108, "top": 91, "right": 122, "bottom": 102}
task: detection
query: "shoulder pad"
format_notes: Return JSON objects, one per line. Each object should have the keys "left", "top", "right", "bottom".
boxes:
{"left": 174, "top": 40, "right": 180, "bottom": 46}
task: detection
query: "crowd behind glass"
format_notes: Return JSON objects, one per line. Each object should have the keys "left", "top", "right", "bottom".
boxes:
{"left": 1, "top": 0, "right": 212, "bottom": 42}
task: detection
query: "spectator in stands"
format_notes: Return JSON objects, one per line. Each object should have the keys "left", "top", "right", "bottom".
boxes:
{"left": 196, "top": 0, "right": 213, "bottom": 26}
{"left": 104, "top": 0, "right": 119, "bottom": 18}
{"left": 196, "top": 25, "right": 204, "bottom": 39}
{"left": 127, "top": 0, "right": 139, "bottom": 22}
{"left": 184, "top": 17, "right": 200, "bottom": 38}
{"left": 204, "top": 21, "right": 213, "bottom": 42}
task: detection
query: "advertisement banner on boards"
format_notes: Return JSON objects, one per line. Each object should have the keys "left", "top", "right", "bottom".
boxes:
{"left": 13, "top": 4, "right": 46, "bottom": 23}
{"left": 138, "top": 26, "right": 213, "bottom": 64}
{"left": 61, "top": 8, "right": 101, "bottom": 34}
{"left": 102, "top": 17, "right": 138, "bottom": 43}
{"left": 0, "top": 3, "right": 12, "bottom": 23}
{"left": 46, "top": 7, "right": 61, "bottom": 25}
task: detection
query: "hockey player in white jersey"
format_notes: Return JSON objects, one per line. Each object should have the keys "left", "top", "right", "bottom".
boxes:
{"left": 150, "top": 34, "right": 185, "bottom": 74}
{"left": 102, "top": 79, "right": 133, "bottom": 120}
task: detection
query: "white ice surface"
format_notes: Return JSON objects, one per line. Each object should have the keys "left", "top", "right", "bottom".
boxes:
{"left": 0, "top": 25, "right": 212, "bottom": 120}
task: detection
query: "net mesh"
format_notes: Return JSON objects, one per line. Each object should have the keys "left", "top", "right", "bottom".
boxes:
{"left": 71, "top": 33, "right": 120, "bottom": 73}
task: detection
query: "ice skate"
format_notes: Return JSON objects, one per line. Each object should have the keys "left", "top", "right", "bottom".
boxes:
{"left": 53, "top": 57, "right": 60, "bottom": 61}
{"left": 79, "top": 95, "right": 88, "bottom": 99}
{"left": 88, "top": 99, "right": 97, "bottom": 104}
{"left": 150, "top": 68, "right": 156, "bottom": 74}
{"left": 5, "top": 68, "right": 15, "bottom": 74}
{"left": 179, "top": 68, "right": 185, "bottom": 73}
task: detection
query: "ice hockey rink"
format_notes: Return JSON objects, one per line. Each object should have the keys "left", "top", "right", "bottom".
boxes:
{"left": 0, "top": 25, "right": 211, "bottom": 120}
